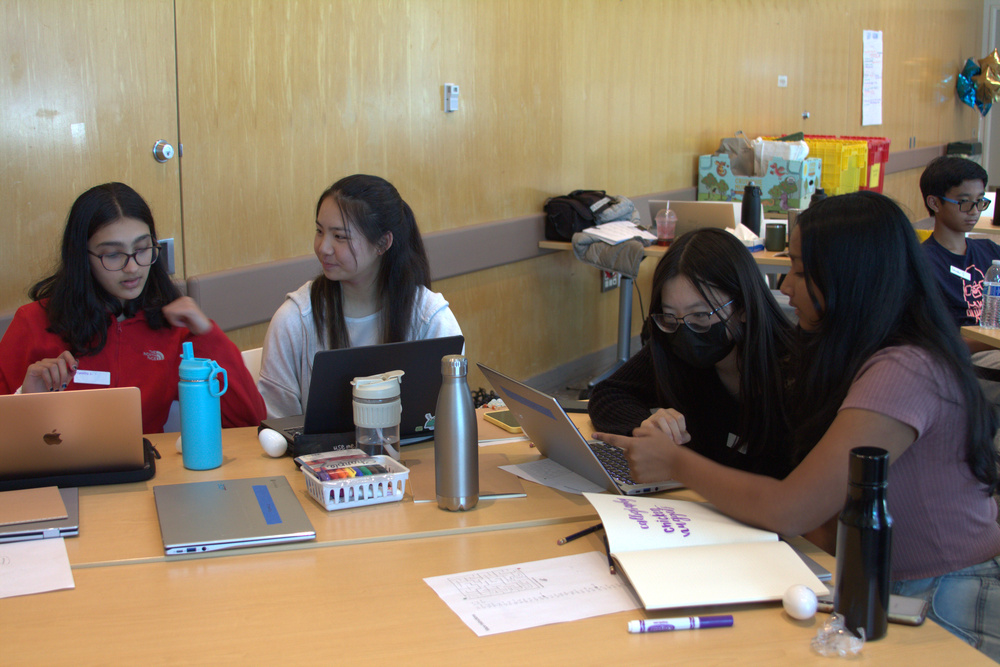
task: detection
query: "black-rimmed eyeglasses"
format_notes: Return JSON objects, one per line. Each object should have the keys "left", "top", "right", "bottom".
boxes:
{"left": 651, "top": 299, "right": 734, "bottom": 334}
{"left": 938, "top": 196, "right": 991, "bottom": 213}
{"left": 88, "top": 245, "right": 160, "bottom": 271}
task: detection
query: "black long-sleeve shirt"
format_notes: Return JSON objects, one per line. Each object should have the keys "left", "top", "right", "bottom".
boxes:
{"left": 588, "top": 343, "right": 793, "bottom": 479}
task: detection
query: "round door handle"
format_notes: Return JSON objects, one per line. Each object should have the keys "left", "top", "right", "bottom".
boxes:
{"left": 152, "top": 140, "right": 175, "bottom": 163}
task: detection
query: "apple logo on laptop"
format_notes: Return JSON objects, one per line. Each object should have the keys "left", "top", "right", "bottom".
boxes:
{"left": 43, "top": 430, "right": 63, "bottom": 445}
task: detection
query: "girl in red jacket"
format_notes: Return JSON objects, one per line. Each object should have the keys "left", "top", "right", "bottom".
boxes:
{"left": 0, "top": 182, "right": 265, "bottom": 433}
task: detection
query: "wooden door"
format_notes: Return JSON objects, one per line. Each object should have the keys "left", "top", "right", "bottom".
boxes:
{"left": 0, "top": 0, "right": 182, "bottom": 315}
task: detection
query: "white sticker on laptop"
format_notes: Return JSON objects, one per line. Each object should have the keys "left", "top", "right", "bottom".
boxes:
{"left": 73, "top": 370, "right": 111, "bottom": 386}
{"left": 950, "top": 265, "right": 972, "bottom": 281}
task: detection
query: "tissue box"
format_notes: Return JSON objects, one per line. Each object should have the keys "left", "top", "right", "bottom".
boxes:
{"left": 698, "top": 154, "right": 822, "bottom": 214}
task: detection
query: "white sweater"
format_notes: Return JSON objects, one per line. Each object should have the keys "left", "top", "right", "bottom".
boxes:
{"left": 258, "top": 281, "right": 463, "bottom": 418}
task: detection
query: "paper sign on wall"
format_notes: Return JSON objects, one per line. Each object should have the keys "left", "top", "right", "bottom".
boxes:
{"left": 862, "top": 30, "right": 883, "bottom": 126}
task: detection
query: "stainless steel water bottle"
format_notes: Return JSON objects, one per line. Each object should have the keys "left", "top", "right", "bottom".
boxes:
{"left": 434, "top": 355, "right": 478, "bottom": 510}
{"left": 834, "top": 446, "right": 893, "bottom": 640}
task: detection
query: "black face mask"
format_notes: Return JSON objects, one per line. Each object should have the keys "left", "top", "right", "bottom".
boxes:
{"left": 662, "top": 321, "right": 735, "bottom": 369}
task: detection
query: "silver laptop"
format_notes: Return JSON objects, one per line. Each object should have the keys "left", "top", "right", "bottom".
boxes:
{"left": 478, "top": 364, "right": 681, "bottom": 495}
{"left": 0, "top": 387, "right": 146, "bottom": 479}
{"left": 0, "top": 487, "right": 79, "bottom": 543}
{"left": 648, "top": 200, "right": 741, "bottom": 240}
{"left": 154, "top": 476, "right": 316, "bottom": 556}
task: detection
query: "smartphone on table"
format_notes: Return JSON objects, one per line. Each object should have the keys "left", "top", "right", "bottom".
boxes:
{"left": 815, "top": 594, "right": 929, "bottom": 626}
{"left": 483, "top": 409, "right": 523, "bottom": 434}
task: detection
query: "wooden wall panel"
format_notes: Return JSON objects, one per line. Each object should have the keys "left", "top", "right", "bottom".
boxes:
{"left": 883, "top": 169, "right": 928, "bottom": 222}
{"left": 3, "top": 0, "right": 987, "bottom": 384}
{"left": 176, "top": 0, "right": 984, "bottom": 379}
{"left": 1, "top": 0, "right": 181, "bottom": 314}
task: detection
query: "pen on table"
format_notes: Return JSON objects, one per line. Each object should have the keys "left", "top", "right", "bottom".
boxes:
{"left": 556, "top": 522, "right": 603, "bottom": 545}
{"left": 628, "top": 616, "right": 734, "bottom": 634}
{"left": 602, "top": 533, "right": 616, "bottom": 575}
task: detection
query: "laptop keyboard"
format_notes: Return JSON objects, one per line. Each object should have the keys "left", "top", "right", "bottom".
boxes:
{"left": 588, "top": 441, "right": 635, "bottom": 485}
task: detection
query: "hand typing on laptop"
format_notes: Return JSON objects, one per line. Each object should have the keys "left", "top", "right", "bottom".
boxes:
{"left": 593, "top": 409, "right": 691, "bottom": 485}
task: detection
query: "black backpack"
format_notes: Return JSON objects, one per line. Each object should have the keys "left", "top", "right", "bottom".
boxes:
{"left": 543, "top": 190, "right": 612, "bottom": 241}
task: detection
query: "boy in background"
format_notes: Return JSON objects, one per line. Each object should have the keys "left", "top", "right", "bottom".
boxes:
{"left": 919, "top": 156, "right": 1000, "bottom": 401}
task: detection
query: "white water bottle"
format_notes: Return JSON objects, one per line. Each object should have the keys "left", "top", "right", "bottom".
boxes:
{"left": 981, "top": 260, "right": 1000, "bottom": 328}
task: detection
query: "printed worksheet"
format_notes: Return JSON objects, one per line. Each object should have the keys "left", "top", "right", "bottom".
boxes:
{"left": 424, "top": 551, "right": 639, "bottom": 636}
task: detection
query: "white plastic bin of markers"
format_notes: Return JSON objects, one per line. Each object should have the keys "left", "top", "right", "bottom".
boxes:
{"left": 298, "top": 448, "right": 410, "bottom": 511}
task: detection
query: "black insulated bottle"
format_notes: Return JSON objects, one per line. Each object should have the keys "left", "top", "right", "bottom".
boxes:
{"left": 834, "top": 446, "right": 893, "bottom": 640}
{"left": 741, "top": 182, "right": 762, "bottom": 237}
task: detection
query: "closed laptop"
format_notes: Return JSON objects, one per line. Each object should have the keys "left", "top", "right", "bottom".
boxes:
{"left": 154, "top": 476, "right": 316, "bottom": 555}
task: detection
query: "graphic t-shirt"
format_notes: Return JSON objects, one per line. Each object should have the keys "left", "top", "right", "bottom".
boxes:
{"left": 922, "top": 235, "right": 1000, "bottom": 326}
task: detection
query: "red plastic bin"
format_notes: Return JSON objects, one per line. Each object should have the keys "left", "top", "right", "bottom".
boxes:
{"left": 839, "top": 136, "right": 891, "bottom": 193}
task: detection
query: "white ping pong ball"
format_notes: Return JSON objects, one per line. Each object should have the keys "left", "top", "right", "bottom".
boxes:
{"left": 258, "top": 428, "right": 287, "bottom": 458}
{"left": 783, "top": 584, "right": 818, "bottom": 620}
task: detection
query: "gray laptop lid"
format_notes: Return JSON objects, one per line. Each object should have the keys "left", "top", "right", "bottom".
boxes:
{"left": 154, "top": 476, "right": 316, "bottom": 555}
{"left": 0, "top": 387, "right": 146, "bottom": 479}
{"left": 477, "top": 364, "right": 680, "bottom": 495}
{"left": 0, "top": 487, "right": 79, "bottom": 543}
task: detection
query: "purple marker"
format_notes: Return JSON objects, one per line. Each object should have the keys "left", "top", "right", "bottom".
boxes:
{"left": 627, "top": 615, "right": 733, "bottom": 634}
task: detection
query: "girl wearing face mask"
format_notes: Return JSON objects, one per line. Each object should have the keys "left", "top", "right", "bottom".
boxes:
{"left": 596, "top": 193, "right": 1000, "bottom": 661}
{"left": 588, "top": 227, "right": 795, "bottom": 479}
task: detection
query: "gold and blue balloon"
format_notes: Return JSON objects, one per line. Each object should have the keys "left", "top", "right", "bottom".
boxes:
{"left": 958, "top": 48, "right": 1000, "bottom": 116}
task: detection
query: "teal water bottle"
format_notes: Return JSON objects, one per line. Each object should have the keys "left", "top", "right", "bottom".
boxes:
{"left": 178, "top": 341, "right": 228, "bottom": 470}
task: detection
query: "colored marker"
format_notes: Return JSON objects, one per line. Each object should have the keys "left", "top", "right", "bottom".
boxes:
{"left": 627, "top": 615, "right": 733, "bottom": 634}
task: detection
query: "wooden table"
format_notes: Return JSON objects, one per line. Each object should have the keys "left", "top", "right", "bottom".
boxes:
{"left": 961, "top": 325, "right": 1000, "bottom": 349}
{"left": 63, "top": 427, "right": 625, "bottom": 568}
{"left": 3, "top": 425, "right": 992, "bottom": 664}
{"left": 4, "top": 520, "right": 990, "bottom": 664}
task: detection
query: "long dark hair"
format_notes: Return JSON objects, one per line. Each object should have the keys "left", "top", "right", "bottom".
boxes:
{"left": 310, "top": 174, "right": 431, "bottom": 348}
{"left": 791, "top": 191, "right": 999, "bottom": 492}
{"left": 29, "top": 182, "right": 180, "bottom": 356}
{"left": 648, "top": 227, "right": 794, "bottom": 460}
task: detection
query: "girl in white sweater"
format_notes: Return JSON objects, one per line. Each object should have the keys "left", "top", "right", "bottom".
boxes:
{"left": 259, "top": 175, "right": 462, "bottom": 417}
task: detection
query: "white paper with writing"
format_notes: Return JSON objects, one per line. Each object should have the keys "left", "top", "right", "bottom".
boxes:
{"left": 424, "top": 551, "right": 639, "bottom": 636}
{"left": 862, "top": 30, "right": 883, "bottom": 126}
